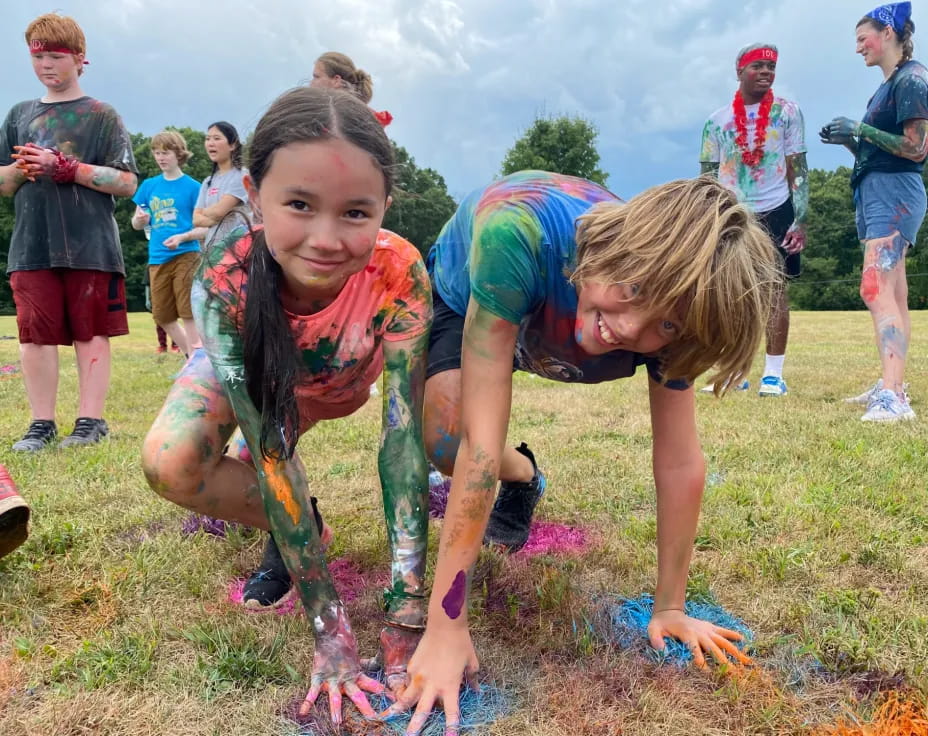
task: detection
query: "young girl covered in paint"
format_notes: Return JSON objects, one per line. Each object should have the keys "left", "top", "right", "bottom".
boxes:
{"left": 142, "top": 87, "right": 432, "bottom": 725}
{"left": 381, "top": 171, "right": 778, "bottom": 733}
{"left": 822, "top": 1, "right": 926, "bottom": 422}
{"left": 193, "top": 121, "right": 250, "bottom": 247}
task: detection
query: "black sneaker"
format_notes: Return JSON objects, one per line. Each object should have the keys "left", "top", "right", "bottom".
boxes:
{"left": 483, "top": 442, "right": 546, "bottom": 553}
{"left": 242, "top": 498, "right": 324, "bottom": 610}
{"left": 59, "top": 418, "right": 109, "bottom": 448}
{"left": 12, "top": 420, "right": 57, "bottom": 452}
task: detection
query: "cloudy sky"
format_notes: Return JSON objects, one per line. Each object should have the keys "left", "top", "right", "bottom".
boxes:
{"left": 1, "top": 0, "right": 893, "bottom": 200}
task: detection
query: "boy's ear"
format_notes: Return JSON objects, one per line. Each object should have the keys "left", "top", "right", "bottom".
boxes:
{"left": 384, "top": 194, "right": 393, "bottom": 213}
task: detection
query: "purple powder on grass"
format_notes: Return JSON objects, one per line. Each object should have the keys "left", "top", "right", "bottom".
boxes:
{"left": 428, "top": 470, "right": 451, "bottom": 519}
{"left": 515, "top": 521, "right": 590, "bottom": 558}
{"left": 180, "top": 513, "right": 240, "bottom": 538}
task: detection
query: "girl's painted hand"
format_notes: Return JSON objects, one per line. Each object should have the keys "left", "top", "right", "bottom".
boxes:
{"left": 820, "top": 117, "right": 859, "bottom": 144}
{"left": 299, "top": 607, "right": 389, "bottom": 726}
{"left": 379, "top": 625, "right": 479, "bottom": 736}
{"left": 362, "top": 624, "right": 424, "bottom": 695}
{"left": 647, "top": 608, "right": 752, "bottom": 669}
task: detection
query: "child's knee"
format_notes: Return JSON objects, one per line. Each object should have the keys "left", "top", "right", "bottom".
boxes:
{"left": 141, "top": 428, "right": 206, "bottom": 503}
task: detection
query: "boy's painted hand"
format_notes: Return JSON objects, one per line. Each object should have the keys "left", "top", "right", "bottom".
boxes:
{"left": 647, "top": 608, "right": 752, "bottom": 668}
{"left": 11, "top": 144, "right": 56, "bottom": 179}
{"left": 379, "top": 624, "right": 479, "bottom": 736}
{"left": 781, "top": 224, "right": 806, "bottom": 254}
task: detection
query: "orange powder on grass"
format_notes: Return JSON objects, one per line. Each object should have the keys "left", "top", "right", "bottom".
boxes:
{"left": 816, "top": 693, "right": 928, "bottom": 736}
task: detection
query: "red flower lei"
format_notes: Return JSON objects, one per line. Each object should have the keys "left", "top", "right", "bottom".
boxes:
{"left": 732, "top": 90, "right": 773, "bottom": 167}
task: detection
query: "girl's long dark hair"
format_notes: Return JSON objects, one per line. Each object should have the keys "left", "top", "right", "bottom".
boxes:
{"left": 239, "top": 87, "right": 394, "bottom": 460}
{"left": 206, "top": 121, "right": 243, "bottom": 185}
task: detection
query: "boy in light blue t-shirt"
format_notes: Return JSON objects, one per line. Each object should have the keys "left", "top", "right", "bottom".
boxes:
{"left": 131, "top": 131, "right": 203, "bottom": 356}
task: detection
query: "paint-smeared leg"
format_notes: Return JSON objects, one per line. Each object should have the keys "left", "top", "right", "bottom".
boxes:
{"left": 765, "top": 283, "right": 789, "bottom": 356}
{"left": 424, "top": 369, "right": 532, "bottom": 482}
{"left": 860, "top": 233, "right": 909, "bottom": 394}
{"left": 74, "top": 336, "right": 111, "bottom": 418}
{"left": 141, "top": 350, "right": 267, "bottom": 526}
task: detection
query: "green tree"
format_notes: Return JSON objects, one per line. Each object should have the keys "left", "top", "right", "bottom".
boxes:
{"left": 382, "top": 143, "right": 457, "bottom": 257}
{"left": 500, "top": 114, "right": 608, "bottom": 185}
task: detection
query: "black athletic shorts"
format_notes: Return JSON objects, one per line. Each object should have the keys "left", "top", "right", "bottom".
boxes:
{"left": 758, "top": 197, "right": 800, "bottom": 280}
{"left": 426, "top": 286, "right": 467, "bottom": 379}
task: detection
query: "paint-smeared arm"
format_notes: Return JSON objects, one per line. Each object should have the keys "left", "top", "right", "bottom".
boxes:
{"left": 700, "top": 162, "right": 720, "bottom": 177}
{"left": 375, "top": 329, "right": 431, "bottom": 692}
{"left": 0, "top": 162, "right": 27, "bottom": 196}
{"left": 191, "top": 280, "right": 384, "bottom": 723}
{"left": 11, "top": 143, "right": 136, "bottom": 197}
{"left": 194, "top": 194, "right": 243, "bottom": 227}
{"left": 781, "top": 152, "right": 809, "bottom": 254}
{"left": 823, "top": 117, "right": 928, "bottom": 162}
{"left": 645, "top": 379, "right": 752, "bottom": 668}
{"left": 385, "top": 298, "right": 518, "bottom": 732}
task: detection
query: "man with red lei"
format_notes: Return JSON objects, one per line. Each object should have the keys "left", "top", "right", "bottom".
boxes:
{"left": 700, "top": 43, "right": 808, "bottom": 398}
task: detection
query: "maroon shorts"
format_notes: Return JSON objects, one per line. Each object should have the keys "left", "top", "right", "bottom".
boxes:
{"left": 10, "top": 269, "right": 129, "bottom": 345}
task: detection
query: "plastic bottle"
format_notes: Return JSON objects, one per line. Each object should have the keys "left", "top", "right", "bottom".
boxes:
{"left": 139, "top": 203, "right": 152, "bottom": 240}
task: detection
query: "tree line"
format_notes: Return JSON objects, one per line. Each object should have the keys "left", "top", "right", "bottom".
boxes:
{"left": 2, "top": 116, "right": 926, "bottom": 314}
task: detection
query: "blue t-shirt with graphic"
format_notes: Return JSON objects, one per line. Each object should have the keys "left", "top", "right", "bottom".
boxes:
{"left": 133, "top": 173, "right": 202, "bottom": 264}
{"left": 428, "top": 170, "right": 686, "bottom": 387}
{"left": 852, "top": 60, "right": 928, "bottom": 190}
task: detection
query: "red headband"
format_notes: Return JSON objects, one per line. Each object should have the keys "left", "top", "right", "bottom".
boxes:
{"left": 29, "top": 38, "right": 89, "bottom": 64}
{"left": 737, "top": 47, "right": 778, "bottom": 70}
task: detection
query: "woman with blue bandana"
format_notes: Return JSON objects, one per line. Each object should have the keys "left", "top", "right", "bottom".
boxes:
{"left": 822, "top": 2, "right": 927, "bottom": 423}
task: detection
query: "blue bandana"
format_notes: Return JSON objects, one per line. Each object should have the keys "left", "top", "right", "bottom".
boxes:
{"left": 867, "top": 2, "right": 914, "bottom": 34}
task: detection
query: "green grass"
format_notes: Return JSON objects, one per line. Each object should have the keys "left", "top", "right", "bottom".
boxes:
{"left": 1, "top": 311, "right": 927, "bottom": 735}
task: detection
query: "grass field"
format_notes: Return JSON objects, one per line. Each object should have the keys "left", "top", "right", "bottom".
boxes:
{"left": 1, "top": 311, "right": 927, "bottom": 736}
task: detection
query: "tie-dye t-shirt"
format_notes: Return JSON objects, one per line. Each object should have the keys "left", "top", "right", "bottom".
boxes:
{"left": 0, "top": 96, "right": 137, "bottom": 274}
{"left": 429, "top": 170, "right": 682, "bottom": 386}
{"left": 196, "top": 227, "right": 431, "bottom": 424}
{"left": 851, "top": 60, "right": 928, "bottom": 190}
{"left": 700, "top": 95, "right": 806, "bottom": 214}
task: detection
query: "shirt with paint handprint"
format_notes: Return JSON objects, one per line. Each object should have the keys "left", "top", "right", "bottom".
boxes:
{"left": 851, "top": 60, "right": 928, "bottom": 190}
{"left": 700, "top": 95, "right": 806, "bottom": 214}
{"left": 198, "top": 227, "right": 430, "bottom": 422}
{"left": 429, "top": 170, "right": 684, "bottom": 387}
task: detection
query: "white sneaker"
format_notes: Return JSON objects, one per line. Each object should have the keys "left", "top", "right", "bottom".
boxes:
{"left": 861, "top": 389, "right": 916, "bottom": 423}
{"left": 699, "top": 379, "right": 749, "bottom": 394}
{"left": 845, "top": 379, "right": 910, "bottom": 405}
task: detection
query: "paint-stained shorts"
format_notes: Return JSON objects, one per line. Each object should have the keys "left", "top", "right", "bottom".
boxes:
{"left": 10, "top": 269, "right": 128, "bottom": 345}
{"left": 855, "top": 171, "right": 927, "bottom": 246}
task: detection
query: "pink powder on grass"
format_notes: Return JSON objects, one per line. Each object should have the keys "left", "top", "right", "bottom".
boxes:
{"left": 515, "top": 521, "right": 590, "bottom": 558}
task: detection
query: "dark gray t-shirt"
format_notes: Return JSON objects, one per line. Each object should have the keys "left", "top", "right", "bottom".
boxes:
{"left": 0, "top": 96, "right": 138, "bottom": 274}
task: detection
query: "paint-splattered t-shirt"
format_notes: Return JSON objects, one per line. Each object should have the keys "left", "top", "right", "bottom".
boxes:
{"left": 429, "top": 170, "right": 684, "bottom": 387}
{"left": 851, "top": 60, "right": 928, "bottom": 190}
{"left": 0, "top": 96, "right": 137, "bottom": 274}
{"left": 700, "top": 95, "right": 805, "bottom": 214}
{"left": 197, "top": 227, "right": 430, "bottom": 423}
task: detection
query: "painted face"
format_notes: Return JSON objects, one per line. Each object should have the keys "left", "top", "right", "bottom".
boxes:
{"left": 310, "top": 62, "right": 342, "bottom": 90}
{"left": 245, "top": 137, "right": 389, "bottom": 307}
{"left": 856, "top": 22, "right": 890, "bottom": 66}
{"left": 30, "top": 50, "right": 82, "bottom": 92}
{"left": 574, "top": 282, "right": 682, "bottom": 356}
{"left": 738, "top": 60, "right": 776, "bottom": 97}
{"left": 205, "top": 127, "right": 235, "bottom": 166}
{"left": 152, "top": 148, "right": 180, "bottom": 173}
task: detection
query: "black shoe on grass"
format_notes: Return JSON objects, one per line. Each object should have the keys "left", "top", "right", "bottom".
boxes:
{"left": 483, "top": 442, "right": 546, "bottom": 553}
{"left": 12, "top": 420, "right": 57, "bottom": 452}
{"left": 59, "top": 418, "right": 109, "bottom": 448}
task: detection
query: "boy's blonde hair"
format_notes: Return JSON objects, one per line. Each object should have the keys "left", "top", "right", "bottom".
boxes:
{"left": 25, "top": 13, "right": 86, "bottom": 75}
{"left": 572, "top": 176, "right": 779, "bottom": 393}
{"left": 316, "top": 52, "right": 373, "bottom": 103}
{"left": 151, "top": 130, "right": 192, "bottom": 166}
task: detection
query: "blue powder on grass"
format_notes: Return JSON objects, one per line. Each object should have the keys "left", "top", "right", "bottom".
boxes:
{"left": 601, "top": 594, "right": 754, "bottom": 666}
{"left": 373, "top": 680, "right": 510, "bottom": 735}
